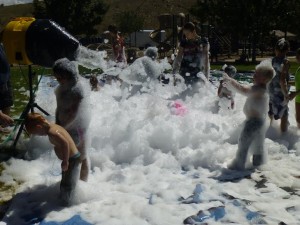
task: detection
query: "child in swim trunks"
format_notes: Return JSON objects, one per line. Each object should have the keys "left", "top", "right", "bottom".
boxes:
{"left": 25, "top": 112, "right": 81, "bottom": 206}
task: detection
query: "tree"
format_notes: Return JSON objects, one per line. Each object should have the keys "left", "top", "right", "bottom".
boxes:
{"left": 114, "top": 11, "right": 144, "bottom": 35}
{"left": 33, "top": 0, "right": 108, "bottom": 35}
{"left": 190, "top": 0, "right": 300, "bottom": 62}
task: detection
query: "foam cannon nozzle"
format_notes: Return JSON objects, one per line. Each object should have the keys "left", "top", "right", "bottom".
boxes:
{"left": 1, "top": 17, "right": 80, "bottom": 67}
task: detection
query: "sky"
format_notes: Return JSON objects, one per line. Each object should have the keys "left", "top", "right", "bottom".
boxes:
{"left": 1, "top": 48, "right": 300, "bottom": 225}
{"left": 0, "top": 0, "right": 32, "bottom": 6}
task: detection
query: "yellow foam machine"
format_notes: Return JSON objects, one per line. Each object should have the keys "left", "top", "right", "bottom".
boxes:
{"left": 1, "top": 17, "right": 80, "bottom": 149}
{"left": 2, "top": 17, "right": 80, "bottom": 67}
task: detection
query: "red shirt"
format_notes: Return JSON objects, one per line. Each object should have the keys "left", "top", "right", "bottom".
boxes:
{"left": 112, "top": 35, "right": 126, "bottom": 63}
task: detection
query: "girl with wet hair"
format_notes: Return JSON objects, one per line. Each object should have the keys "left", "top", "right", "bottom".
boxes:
{"left": 268, "top": 38, "right": 290, "bottom": 132}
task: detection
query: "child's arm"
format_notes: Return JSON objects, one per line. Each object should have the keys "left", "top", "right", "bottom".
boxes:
{"left": 0, "top": 111, "right": 14, "bottom": 127}
{"left": 231, "top": 98, "right": 235, "bottom": 109}
{"left": 202, "top": 42, "right": 210, "bottom": 79}
{"left": 49, "top": 130, "right": 70, "bottom": 171}
{"left": 172, "top": 47, "right": 184, "bottom": 74}
{"left": 217, "top": 81, "right": 223, "bottom": 97}
{"left": 222, "top": 73, "right": 251, "bottom": 95}
{"left": 280, "top": 60, "right": 290, "bottom": 100}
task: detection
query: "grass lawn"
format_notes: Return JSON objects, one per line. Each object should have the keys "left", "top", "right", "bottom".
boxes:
{"left": 211, "top": 60, "right": 299, "bottom": 74}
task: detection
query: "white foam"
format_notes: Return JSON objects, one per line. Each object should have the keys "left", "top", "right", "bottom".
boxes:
{"left": 2, "top": 59, "right": 300, "bottom": 224}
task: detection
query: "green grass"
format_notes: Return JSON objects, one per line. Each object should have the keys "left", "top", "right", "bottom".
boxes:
{"left": 8, "top": 65, "right": 100, "bottom": 118}
{"left": 9, "top": 66, "right": 51, "bottom": 116}
{"left": 289, "top": 61, "right": 299, "bottom": 74}
{"left": 0, "top": 66, "right": 51, "bottom": 144}
{"left": 211, "top": 64, "right": 255, "bottom": 72}
{"left": 211, "top": 61, "right": 299, "bottom": 74}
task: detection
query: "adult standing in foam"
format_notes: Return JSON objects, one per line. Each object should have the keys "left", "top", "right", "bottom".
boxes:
{"left": 223, "top": 60, "right": 275, "bottom": 170}
{"left": 53, "top": 58, "right": 91, "bottom": 181}
{"left": 172, "top": 22, "right": 210, "bottom": 85}
{"left": 0, "top": 43, "right": 14, "bottom": 132}
{"left": 268, "top": 38, "right": 290, "bottom": 132}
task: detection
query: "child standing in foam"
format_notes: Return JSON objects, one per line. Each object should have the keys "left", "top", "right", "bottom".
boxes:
{"left": 108, "top": 24, "right": 127, "bottom": 67}
{"left": 25, "top": 113, "right": 81, "bottom": 206}
{"left": 172, "top": 22, "right": 210, "bottom": 85}
{"left": 119, "top": 47, "right": 161, "bottom": 96}
{"left": 268, "top": 38, "right": 290, "bottom": 132}
{"left": 288, "top": 49, "right": 300, "bottom": 128}
{"left": 218, "top": 64, "right": 237, "bottom": 109}
{"left": 53, "top": 58, "right": 91, "bottom": 181}
{"left": 223, "top": 60, "right": 275, "bottom": 170}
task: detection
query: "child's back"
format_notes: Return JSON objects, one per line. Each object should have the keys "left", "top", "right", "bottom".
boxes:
{"left": 48, "top": 123, "right": 79, "bottom": 160}
{"left": 25, "top": 112, "right": 81, "bottom": 205}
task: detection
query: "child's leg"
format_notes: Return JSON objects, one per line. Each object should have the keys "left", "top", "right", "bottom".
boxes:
{"left": 78, "top": 140, "right": 89, "bottom": 181}
{"left": 268, "top": 114, "right": 273, "bottom": 125}
{"left": 229, "top": 121, "right": 255, "bottom": 170}
{"left": 60, "top": 158, "right": 81, "bottom": 206}
{"left": 230, "top": 119, "right": 263, "bottom": 170}
{"left": 268, "top": 102, "right": 274, "bottom": 125}
{"left": 80, "top": 158, "right": 89, "bottom": 181}
{"left": 280, "top": 114, "right": 289, "bottom": 132}
{"left": 68, "top": 128, "right": 90, "bottom": 181}
{"left": 251, "top": 127, "right": 266, "bottom": 167}
{"left": 234, "top": 131, "right": 253, "bottom": 169}
{"left": 295, "top": 102, "right": 300, "bottom": 128}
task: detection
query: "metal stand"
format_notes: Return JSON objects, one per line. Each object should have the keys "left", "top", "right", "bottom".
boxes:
{"left": 13, "top": 65, "right": 49, "bottom": 148}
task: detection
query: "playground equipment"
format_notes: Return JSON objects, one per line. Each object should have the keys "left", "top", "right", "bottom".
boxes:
{"left": 129, "top": 30, "right": 162, "bottom": 49}
{"left": 149, "top": 13, "right": 187, "bottom": 57}
{"left": 1, "top": 17, "right": 80, "bottom": 149}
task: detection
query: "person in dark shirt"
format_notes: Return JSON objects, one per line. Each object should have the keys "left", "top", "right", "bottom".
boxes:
{"left": 172, "top": 22, "right": 210, "bottom": 85}
{"left": 0, "top": 43, "right": 14, "bottom": 132}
